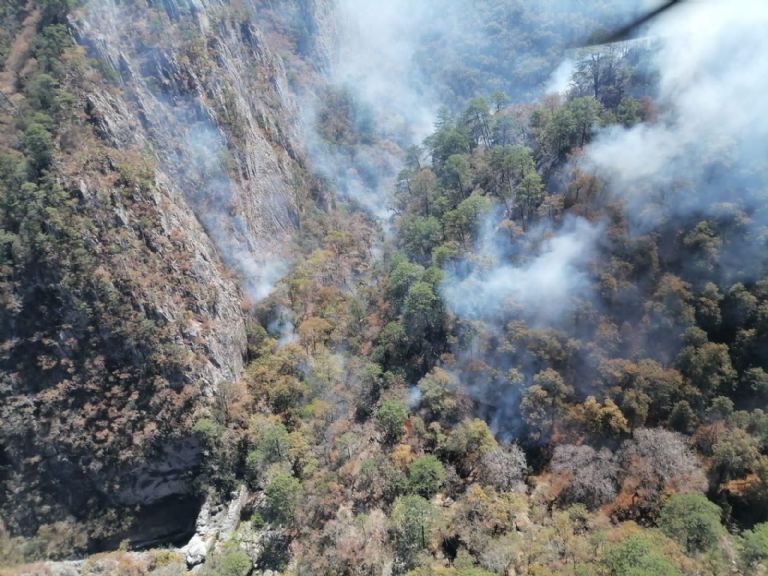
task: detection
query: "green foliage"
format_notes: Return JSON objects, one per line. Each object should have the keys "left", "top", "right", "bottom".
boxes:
{"left": 443, "top": 418, "right": 497, "bottom": 476}
{"left": 443, "top": 195, "right": 491, "bottom": 244}
{"left": 401, "top": 216, "right": 442, "bottom": 263}
{"left": 247, "top": 343, "right": 308, "bottom": 416}
{"left": 658, "top": 494, "right": 724, "bottom": 554}
{"left": 676, "top": 328, "right": 736, "bottom": 397}
{"left": 443, "top": 154, "right": 473, "bottom": 194}
{"left": 374, "top": 400, "right": 408, "bottom": 445}
{"left": 199, "top": 542, "right": 252, "bottom": 576}
{"left": 460, "top": 97, "right": 492, "bottom": 148}
{"left": 417, "top": 367, "right": 466, "bottom": 424}
{"left": 741, "top": 522, "right": 768, "bottom": 565}
{"left": 23, "top": 123, "right": 54, "bottom": 175}
{"left": 603, "top": 534, "right": 682, "bottom": 576}
{"left": 264, "top": 472, "right": 302, "bottom": 526}
{"left": 615, "top": 97, "right": 643, "bottom": 126}
{"left": 489, "top": 145, "right": 535, "bottom": 197}
{"left": 32, "top": 24, "right": 72, "bottom": 73}
{"left": 407, "top": 455, "right": 445, "bottom": 498}
{"left": 668, "top": 400, "right": 697, "bottom": 434}
{"left": 192, "top": 418, "right": 222, "bottom": 444}
{"left": 403, "top": 281, "right": 442, "bottom": 341}
{"left": 25, "top": 73, "right": 58, "bottom": 111}
{"left": 245, "top": 416, "right": 290, "bottom": 488}
{"left": 40, "top": 0, "right": 75, "bottom": 26}
{"left": 428, "top": 127, "right": 470, "bottom": 169}
{"left": 387, "top": 259, "right": 425, "bottom": 307}
{"left": 372, "top": 321, "right": 408, "bottom": 367}
{"left": 5, "top": 2, "right": 768, "bottom": 569}
{"left": 390, "top": 495, "right": 436, "bottom": 565}
{"left": 742, "top": 367, "right": 768, "bottom": 400}
{"left": 521, "top": 369, "right": 572, "bottom": 443}
{"left": 359, "top": 457, "right": 407, "bottom": 504}
{"left": 711, "top": 428, "right": 760, "bottom": 481}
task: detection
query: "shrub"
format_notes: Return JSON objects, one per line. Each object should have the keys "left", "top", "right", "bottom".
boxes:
{"left": 375, "top": 400, "right": 408, "bottom": 445}
{"left": 408, "top": 455, "right": 445, "bottom": 498}
{"left": 390, "top": 495, "right": 436, "bottom": 566}
{"left": 199, "top": 542, "right": 251, "bottom": 576}
{"left": 23, "top": 123, "right": 54, "bottom": 175}
{"left": 264, "top": 473, "right": 302, "bottom": 526}
{"left": 741, "top": 522, "right": 768, "bottom": 565}
{"left": 603, "top": 534, "right": 681, "bottom": 576}
{"left": 658, "top": 493, "right": 724, "bottom": 554}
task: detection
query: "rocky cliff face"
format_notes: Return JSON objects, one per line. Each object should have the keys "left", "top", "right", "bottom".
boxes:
{"left": 73, "top": 0, "right": 310, "bottom": 313}
{"left": 0, "top": 0, "right": 333, "bottom": 551}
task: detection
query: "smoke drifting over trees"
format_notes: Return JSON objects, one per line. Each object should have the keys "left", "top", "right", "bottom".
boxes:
{"left": 587, "top": 1, "right": 768, "bottom": 222}
{"left": 442, "top": 215, "right": 602, "bottom": 324}
{"left": 4, "top": 0, "right": 768, "bottom": 573}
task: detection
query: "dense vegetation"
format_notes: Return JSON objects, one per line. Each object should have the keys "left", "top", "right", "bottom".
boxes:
{"left": 201, "top": 47, "right": 766, "bottom": 573}
{"left": 2, "top": 1, "right": 768, "bottom": 575}
{"left": 1, "top": 0, "right": 246, "bottom": 559}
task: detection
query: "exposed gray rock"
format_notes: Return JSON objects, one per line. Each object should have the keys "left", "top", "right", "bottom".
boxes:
{"left": 183, "top": 533, "right": 209, "bottom": 568}
{"left": 71, "top": 0, "right": 308, "bottom": 293}
{"left": 236, "top": 521, "right": 287, "bottom": 573}
{"left": 14, "top": 0, "right": 321, "bottom": 532}
{"left": 181, "top": 485, "right": 248, "bottom": 567}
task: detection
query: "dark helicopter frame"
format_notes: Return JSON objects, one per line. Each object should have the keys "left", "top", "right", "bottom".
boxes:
{"left": 585, "top": 0, "right": 686, "bottom": 45}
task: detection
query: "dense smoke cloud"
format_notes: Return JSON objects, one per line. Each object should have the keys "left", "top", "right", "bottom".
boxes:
{"left": 299, "top": 0, "right": 441, "bottom": 217}
{"left": 586, "top": 0, "right": 768, "bottom": 235}
{"left": 445, "top": 0, "right": 768, "bottom": 329}
{"left": 334, "top": 0, "right": 439, "bottom": 141}
{"left": 442, "top": 216, "right": 601, "bottom": 324}
{"left": 314, "top": 0, "right": 647, "bottom": 216}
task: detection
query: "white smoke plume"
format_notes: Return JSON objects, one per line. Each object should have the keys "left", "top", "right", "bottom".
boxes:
{"left": 298, "top": 0, "right": 442, "bottom": 218}
{"left": 334, "top": 0, "right": 439, "bottom": 142}
{"left": 545, "top": 58, "right": 576, "bottom": 96}
{"left": 445, "top": 0, "right": 768, "bottom": 327}
{"left": 442, "top": 216, "right": 601, "bottom": 324}
{"left": 586, "top": 0, "right": 768, "bottom": 231}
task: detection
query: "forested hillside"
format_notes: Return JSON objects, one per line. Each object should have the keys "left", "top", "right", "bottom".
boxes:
{"left": 1, "top": 1, "right": 768, "bottom": 576}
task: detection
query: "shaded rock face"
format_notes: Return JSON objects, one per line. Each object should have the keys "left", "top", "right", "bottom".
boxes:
{"left": 0, "top": 0, "right": 332, "bottom": 548}
{"left": 108, "top": 438, "right": 203, "bottom": 507}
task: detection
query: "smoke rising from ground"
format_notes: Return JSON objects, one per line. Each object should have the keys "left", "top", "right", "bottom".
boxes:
{"left": 299, "top": 0, "right": 441, "bottom": 217}
{"left": 586, "top": 0, "right": 768, "bottom": 235}
{"left": 446, "top": 0, "right": 768, "bottom": 329}
{"left": 442, "top": 216, "right": 601, "bottom": 325}
{"left": 82, "top": 0, "right": 295, "bottom": 304}
{"left": 334, "top": 0, "right": 439, "bottom": 142}
{"left": 311, "top": 0, "right": 647, "bottom": 217}
{"left": 186, "top": 126, "right": 289, "bottom": 302}
{"left": 432, "top": 0, "right": 768, "bottom": 445}
{"left": 545, "top": 58, "right": 576, "bottom": 96}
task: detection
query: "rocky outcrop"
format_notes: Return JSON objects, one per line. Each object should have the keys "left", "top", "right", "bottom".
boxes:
{"left": 71, "top": 0, "right": 310, "bottom": 316}
{"left": 235, "top": 521, "right": 289, "bottom": 575}
{"left": 65, "top": 0, "right": 319, "bottom": 505}
{"left": 181, "top": 485, "right": 248, "bottom": 567}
